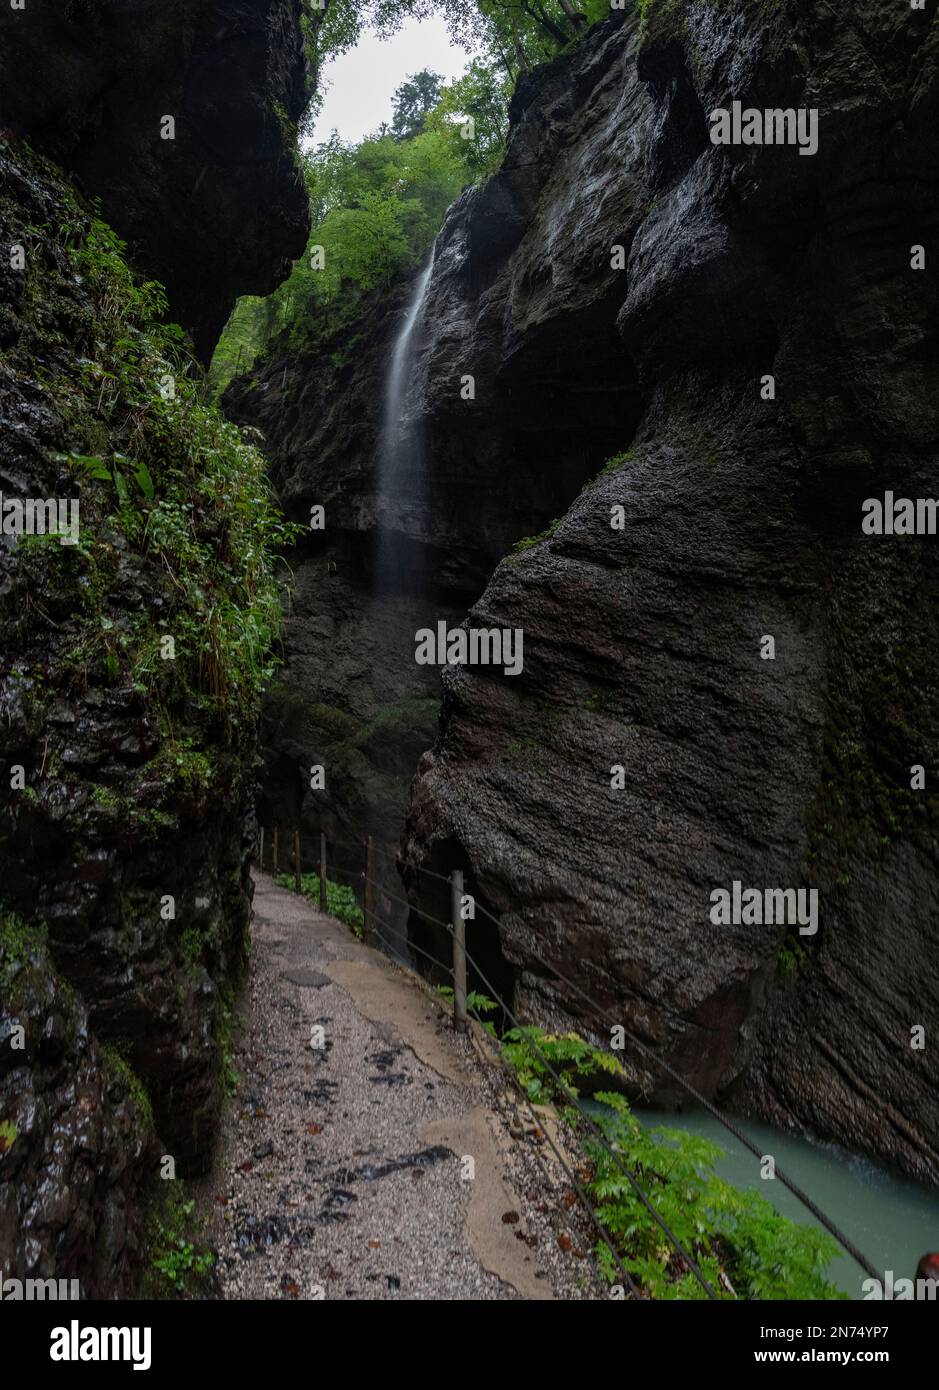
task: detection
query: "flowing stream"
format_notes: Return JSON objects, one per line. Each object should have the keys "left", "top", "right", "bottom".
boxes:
{"left": 633, "top": 1107, "right": 939, "bottom": 1297}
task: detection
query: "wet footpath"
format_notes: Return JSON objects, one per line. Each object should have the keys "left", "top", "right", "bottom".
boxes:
{"left": 203, "top": 872, "right": 601, "bottom": 1301}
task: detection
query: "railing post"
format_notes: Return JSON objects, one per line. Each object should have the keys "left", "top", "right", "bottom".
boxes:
{"left": 294, "top": 829, "right": 301, "bottom": 894}
{"left": 272, "top": 826, "right": 279, "bottom": 875}
{"left": 259, "top": 826, "right": 264, "bottom": 870}
{"left": 451, "top": 867, "right": 466, "bottom": 1033}
{"left": 364, "top": 836, "right": 375, "bottom": 946}
{"left": 319, "top": 831, "right": 327, "bottom": 913}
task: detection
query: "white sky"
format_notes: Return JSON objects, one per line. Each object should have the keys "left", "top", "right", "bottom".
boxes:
{"left": 307, "top": 16, "right": 468, "bottom": 147}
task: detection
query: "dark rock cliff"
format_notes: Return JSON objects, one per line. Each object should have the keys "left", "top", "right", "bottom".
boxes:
{"left": 233, "top": 0, "right": 938, "bottom": 1183}
{"left": 0, "top": 0, "right": 309, "bottom": 1295}
{"left": 402, "top": 1, "right": 939, "bottom": 1182}
{"left": 0, "top": 0, "right": 311, "bottom": 360}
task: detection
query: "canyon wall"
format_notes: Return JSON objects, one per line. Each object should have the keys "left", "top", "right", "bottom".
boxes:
{"left": 0, "top": 0, "right": 310, "bottom": 1294}
{"left": 238, "top": 0, "right": 939, "bottom": 1183}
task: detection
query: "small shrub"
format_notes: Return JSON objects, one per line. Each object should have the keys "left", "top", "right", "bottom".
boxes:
{"left": 144, "top": 1185, "right": 215, "bottom": 1298}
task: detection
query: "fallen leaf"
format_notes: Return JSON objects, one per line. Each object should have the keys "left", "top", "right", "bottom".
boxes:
{"left": 557, "top": 1234, "right": 573, "bottom": 1252}
{"left": 306, "top": 1123, "right": 323, "bottom": 1135}
{"left": 367, "top": 1240, "right": 380, "bottom": 1249}
{"left": 501, "top": 1211, "right": 520, "bottom": 1225}
{"left": 213, "top": 1194, "right": 229, "bottom": 1206}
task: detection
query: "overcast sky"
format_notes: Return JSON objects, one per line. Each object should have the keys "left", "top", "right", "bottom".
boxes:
{"left": 307, "top": 15, "right": 468, "bottom": 146}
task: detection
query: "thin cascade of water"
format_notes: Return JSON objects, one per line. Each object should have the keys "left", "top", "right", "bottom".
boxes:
{"left": 373, "top": 257, "right": 434, "bottom": 594}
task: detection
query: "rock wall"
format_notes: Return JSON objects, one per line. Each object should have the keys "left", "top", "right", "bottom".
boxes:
{"left": 397, "top": 0, "right": 938, "bottom": 1181}
{"left": 0, "top": 0, "right": 311, "bottom": 360}
{"left": 0, "top": 0, "right": 309, "bottom": 1293}
{"left": 227, "top": 0, "right": 938, "bottom": 1184}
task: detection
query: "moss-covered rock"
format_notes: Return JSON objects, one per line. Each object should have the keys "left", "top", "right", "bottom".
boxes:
{"left": 0, "top": 137, "right": 294, "bottom": 1281}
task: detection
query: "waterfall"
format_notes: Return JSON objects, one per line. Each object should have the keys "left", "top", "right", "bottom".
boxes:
{"left": 365, "top": 257, "right": 436, "bottom": 967}
{"left": 373, "top": 256, "right": 434, "bottom": 594}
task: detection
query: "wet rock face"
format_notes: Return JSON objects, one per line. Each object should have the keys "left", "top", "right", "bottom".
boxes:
{"left": 0, "top": 929, "right": 154, "bottom": 1298}
{"left": 0, "top": 0, "right": 311, "bottom": 359}
{"left": 0, "top": 135, "right": 263, "bottom": 1283}
{"left": 399, "top": 2, "right": 939, "bottom": 1182}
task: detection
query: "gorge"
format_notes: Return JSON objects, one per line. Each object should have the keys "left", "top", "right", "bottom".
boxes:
{"left": 227, "top": 0, "right": 939, "bottom": 1195}
{"left": 0, "top": 0, "right": 937, "bottom": 1304}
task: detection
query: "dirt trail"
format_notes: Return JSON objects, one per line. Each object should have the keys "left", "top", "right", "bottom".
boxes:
{"left": 203, "top": 872, "right": 599, "bottom": 1301}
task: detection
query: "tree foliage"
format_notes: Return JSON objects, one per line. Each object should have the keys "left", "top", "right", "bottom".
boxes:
{"left": 391, "top": 69, "right": 444, "bottom": 139}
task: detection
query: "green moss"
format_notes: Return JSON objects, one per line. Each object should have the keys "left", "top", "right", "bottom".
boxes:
{"left": 307, "top": 701, "right": 363, "bottom": 741}
{"left": 176, "top": 926, "right": 205, "bottom": 978}
{"left": 145, "top": 739, "right": 215, "bottom": 799}
{"left": 89, "top": 783, "right": 123, "bottom": 810}
{"left": 504, "top": 735, "right": 546, "bottom": 769}
{"left": 587, "top": 449, "right": 638, "bottom": 487}
{"left": 805, "top": 656, "right": 939, "bottom": 879}
{"left": 99, "top": 1043, "right": 154, "bottom": 1129}
{"left": 584, "top": 688, "right": 612, "bottom": 714}
{"left": 6, "top": 151, "right": 301, "bottom": 749}
{"left": 509, "top": 517, "right": 562, "bottom": 557}
{"left": 131, "top": 806, "right": 179, "bottom": 839}
{"left": 776, "top": 935, "right": 809, "bottom": 984}
{"left": 215, "top": 988, "right": 241, "bottom": 1098}
{"left": 0, "top": 911, "right": 48, "bottom": 987}
{"left": 0, "top": 1119, "right": 18, "bottom": 1153}
{"left": 279, "top": 697, "right": 440, "bottom": 775}
{"left": 348, "top": 697, "right": 440, "bottom": 750}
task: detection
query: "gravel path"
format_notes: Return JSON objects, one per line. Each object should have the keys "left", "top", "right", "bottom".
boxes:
{"left": 201, "top": 873, "right": 605, "bottom": 1301}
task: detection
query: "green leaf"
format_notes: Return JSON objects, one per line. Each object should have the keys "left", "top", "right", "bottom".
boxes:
{"left": 133, "top": 460, "right": 155, "bottom": 499}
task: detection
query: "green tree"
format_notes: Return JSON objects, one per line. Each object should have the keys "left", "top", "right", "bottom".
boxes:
{"left": 391, "top": 69, "right": 445, "bottom": 140}
{"left": 426, "top": 58, "right": 510, "bottom": 180}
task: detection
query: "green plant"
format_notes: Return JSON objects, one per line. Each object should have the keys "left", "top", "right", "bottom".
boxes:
{"left": 144, "top": 1185, "right": 215, "bottom": 1298}
{"left": 51, "top": 212, "right": 303, "bottom": 735}
{"left": 588, "top": 1092, "right": 843, "bottom": 1300}
{"left": 276, "top": 871, "right": 365, "bottom": 937}
{"left": 498, "top": 1023, "right": 843, "bottom": 1300}
{"left": 0, "top": 1120, "right": 18, "bottom": 1153}
{"left": 435, "top": 986, "right": 499, "bottom": 1035}
{"left": 501, "top": 1026, "right": 625, "bottom": 1103}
